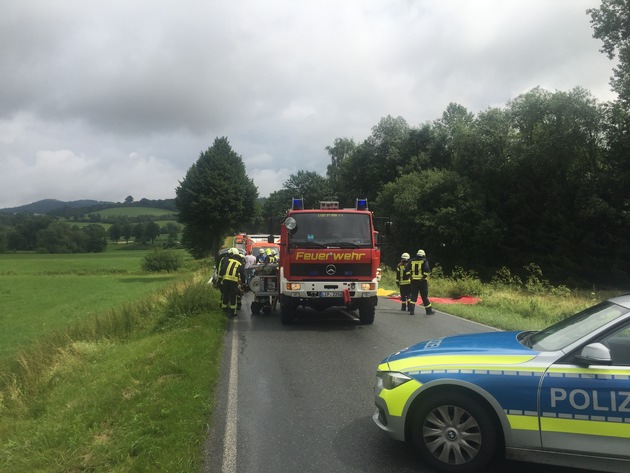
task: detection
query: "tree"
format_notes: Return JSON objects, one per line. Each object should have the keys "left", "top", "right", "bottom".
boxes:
{"left": 325, "top": 137, "right": 355, "bottom": 196}
{"left": 125, "top": 195, "right": 134, "bottom": 204}
{"left": 81, "top": 224, "right": 107, "bottom": 252}
{"left": 375, "top": 170, "right": 502, "bottom": 271}
{"left": 108, "top": 223, "right": 122, "bottom": 243}
{"left": 282, "top": 171, "right": 335, "bottom": 209}
{"left": 588, "top": 1, "right": 627, "bottom": 104}
{"left": 144, "top": 221, "right": 161, "bottom": 244}
{"left": 262, "top": 188, "right": 294, "bottom": 227}
{"left": 133, "top": 223, "right": 146, "bottom": 243}
{"left": 336, "top": 115, "right": 410, "bottom": 205}
{"left": 175, "top": 137, "right": 258, "bottom": 258}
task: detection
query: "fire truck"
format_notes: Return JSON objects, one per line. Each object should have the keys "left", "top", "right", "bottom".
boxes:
{"left": 277, "top": 198, "right": 382, "bottom": 325}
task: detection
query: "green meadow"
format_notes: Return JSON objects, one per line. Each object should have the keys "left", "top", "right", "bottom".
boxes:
{"left": 96, "top": 206, "right": 176, "bottom": 218}
{"left": 0, "top": 248, "right": 225, "bottom": 472}
{"left": 0, "top": 252, "right": 181, "bottom": 359}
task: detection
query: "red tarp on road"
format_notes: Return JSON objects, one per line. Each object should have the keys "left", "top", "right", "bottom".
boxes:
{"left": 388, "top": 295, "right": 481, "bottom": 305}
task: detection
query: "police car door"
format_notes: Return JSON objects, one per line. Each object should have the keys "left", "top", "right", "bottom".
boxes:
{"left": 539, "top": 323, "right": 630, "bottom": 457}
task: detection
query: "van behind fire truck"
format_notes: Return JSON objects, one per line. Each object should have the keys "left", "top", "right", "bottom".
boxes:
{"left": 278, "top": 198, "right": 382, "bottom": 325}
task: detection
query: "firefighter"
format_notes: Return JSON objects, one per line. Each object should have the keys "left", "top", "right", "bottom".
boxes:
{"left": 406, "top": 249, "right": 434, "bottom": 315}
{"left": 267, "top": 249, "right": 278, "bottom": 264}
{"left": 218, "top": 247, "right": 245, "bottom": 316}
{"left": 396, "top": 252, "right": 412, "bottom": 312}
{"left": 256, "top": 248, "right": 267, "bottom": 264}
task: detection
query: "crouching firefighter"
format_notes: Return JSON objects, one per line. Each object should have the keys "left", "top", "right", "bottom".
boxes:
{"left": 406, "top": 249, "right": 434, "bottom": 315}
{"left": 218, "top": 247, "right": 245, "bottom": 317}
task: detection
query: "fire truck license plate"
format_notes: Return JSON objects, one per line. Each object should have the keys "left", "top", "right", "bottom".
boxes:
{"left": 320, "top": 291, "right": 342, "bottom": 297}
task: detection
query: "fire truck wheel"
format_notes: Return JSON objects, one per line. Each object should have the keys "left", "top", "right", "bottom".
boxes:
{"left": 251, "top": 301, "right": 261, "bottom": 315}
{"left": 358, "top": 300, "right": 375, "bottom": 325}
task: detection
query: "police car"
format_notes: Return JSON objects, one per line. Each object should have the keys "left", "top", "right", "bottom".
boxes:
{"left": 373, "top": 295, "right": 630, "bottom": 473}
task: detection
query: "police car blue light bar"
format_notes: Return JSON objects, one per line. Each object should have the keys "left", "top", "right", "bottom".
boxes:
{"left": 292, "top": 198, "right": 304, "bottom": 210}
{"left": 356, "top": 198, "right": 368, "bottom": 210}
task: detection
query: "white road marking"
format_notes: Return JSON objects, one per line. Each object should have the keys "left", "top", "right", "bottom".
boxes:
{"left": 222, "top": 322, "right": 238, "bottom": 472}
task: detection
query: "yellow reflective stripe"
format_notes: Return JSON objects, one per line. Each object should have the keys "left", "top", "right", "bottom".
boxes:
{"left": 541, "top": 417, "right": 630, "bottom": 438}
{"left": 387, "top": 355, "right": 536, "bottom": 372}
{"left": 379, "top": 379, "right": 422, "bottom": 417}
{"left": 507, "top": 414, "right": 539, "bottom": 431}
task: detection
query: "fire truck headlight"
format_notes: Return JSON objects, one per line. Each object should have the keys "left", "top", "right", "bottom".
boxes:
{"left": 361, "top": 283, "right": 376, "bottom": 291}
{"left": 286, "top": 283, "right": 301, "bottom": 290}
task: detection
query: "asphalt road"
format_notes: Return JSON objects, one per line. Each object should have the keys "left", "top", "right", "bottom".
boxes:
{"left": 202, "top": 294, "right": 597, "bottom": 473}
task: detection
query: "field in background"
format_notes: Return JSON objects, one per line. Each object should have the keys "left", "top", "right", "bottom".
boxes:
{"left": 0, "top": 250, "right": 187, "bottom": 359}
{"left": 93, "top": 206, "right": 176, "bottom": 218}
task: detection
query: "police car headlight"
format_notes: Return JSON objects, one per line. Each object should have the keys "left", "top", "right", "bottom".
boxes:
{"left": 377, "top": 371, "right": 412, "bottom": 390}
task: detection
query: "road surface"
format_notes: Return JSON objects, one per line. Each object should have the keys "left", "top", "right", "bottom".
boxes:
{"left": 202, "top": 293, "right": 596, "bottom": 473}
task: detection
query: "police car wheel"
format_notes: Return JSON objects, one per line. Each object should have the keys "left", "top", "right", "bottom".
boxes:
{"left": 410, "top": 392, "right": 497, "bottom": 473}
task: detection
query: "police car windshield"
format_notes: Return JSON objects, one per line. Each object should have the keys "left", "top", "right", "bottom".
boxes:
{"left": 528, "top": 302, "right": 629, "bottom": 351}
{"left": 289, "top": 213, "right": 372, "bottom": 248}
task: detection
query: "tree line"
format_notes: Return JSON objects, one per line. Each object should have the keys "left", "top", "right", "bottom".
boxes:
{"left": 0, "top": 214, "right": 181, "bottom": 253}
{"left": 176, "top": 3, "right": 630, "bottom": 288}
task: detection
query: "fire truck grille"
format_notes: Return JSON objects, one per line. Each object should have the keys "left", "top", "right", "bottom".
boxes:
{"left": 289, "top": 263, "right": 372, "bottom": 278}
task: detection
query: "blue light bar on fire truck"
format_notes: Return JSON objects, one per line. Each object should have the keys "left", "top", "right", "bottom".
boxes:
{"left": 355, "top": 198, "right": 368, "bottom": 210}
{"left": 292, "top": 198, "right": 304, "bottom": 210}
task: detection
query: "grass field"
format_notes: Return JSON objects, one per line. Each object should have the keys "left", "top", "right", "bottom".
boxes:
{"left": 0, "top": 251, "right": 185, "bottom": 359}
{"left": 96, "top": 207, "right": 177, "bottom": 217}
{"left": 0, "top": 248, "right": 226, "bottom": 472}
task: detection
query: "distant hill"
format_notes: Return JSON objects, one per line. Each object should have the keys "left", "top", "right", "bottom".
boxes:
{"left": 0, "top": 199, "right": 114, "bottom": 214}
{"left": 0, "top": 198, "right": 176, "bottom": 215}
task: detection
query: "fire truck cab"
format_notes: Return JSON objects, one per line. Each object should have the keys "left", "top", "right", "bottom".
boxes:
{"left": 278, "top": 198, "right": 380, "bottom": 325}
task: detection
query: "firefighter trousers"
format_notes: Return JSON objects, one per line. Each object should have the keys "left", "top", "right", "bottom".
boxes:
{"left": 409, "top": 279, "right": 432, "bottom": 314}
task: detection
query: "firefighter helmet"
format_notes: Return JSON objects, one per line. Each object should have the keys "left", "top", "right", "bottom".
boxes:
{"left": 259, "top": 248, "right": 265, "bottom": 254}
{"left": 228, "top": 247, "right": 238, "bottom": 255}
{"left": 401, "top": 252, "right": 410, "bottom": 260}
{"left": 417, "top": 249, "right": 426, "bottom": 257}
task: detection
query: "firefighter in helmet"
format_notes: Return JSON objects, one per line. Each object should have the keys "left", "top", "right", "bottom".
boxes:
{"left": 406, "top": 249, "right": 434, "bottom": 315}
{"left": 396, "top": 252, "right": 412, "bottom": 312}
{"left": 218, "top": 247, "right": 245, "bottom": 316}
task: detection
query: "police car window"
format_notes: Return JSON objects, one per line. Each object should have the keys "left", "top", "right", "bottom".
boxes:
{"left": 529, "top": 302, "right": 628, "bottom": 352}
{"left": 601, "top": 324, "right": 630, "bottom": 366}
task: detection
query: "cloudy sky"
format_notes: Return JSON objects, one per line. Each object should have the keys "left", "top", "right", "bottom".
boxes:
{"left": 0, "top": 0, "right": 617, "bottom": 209}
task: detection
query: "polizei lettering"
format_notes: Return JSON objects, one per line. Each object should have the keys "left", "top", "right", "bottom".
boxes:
{"left": 550, "top": 388, "right": 630, "bottom": 412}
{"left": 294, "top": 251, "right": 364, "bottom": 261}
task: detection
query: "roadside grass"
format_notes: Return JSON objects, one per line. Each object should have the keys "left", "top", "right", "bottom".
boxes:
{"left": 379, "top": 265, "right": 624, "bottom": 331}
{"left": 0, "top": 274, "right": 226, "bottom": 473}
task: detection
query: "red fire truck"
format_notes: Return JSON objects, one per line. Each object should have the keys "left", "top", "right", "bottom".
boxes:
{"left": 277, "top": 198, "right": 382, "bottom": 325}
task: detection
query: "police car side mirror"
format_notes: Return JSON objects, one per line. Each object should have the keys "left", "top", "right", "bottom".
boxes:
{"left": 575, "top": 342, "right": 612, "bottom": 366}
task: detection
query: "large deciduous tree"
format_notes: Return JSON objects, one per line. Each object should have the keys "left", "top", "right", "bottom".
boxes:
{"left": 176, "top": 137, "right": 258, "bottom": 259}
{"left": 588, "top": 0, "right": 628, "bottom": 104}
{"left": 282, "top": 170, "right": 335, "bottom": 209}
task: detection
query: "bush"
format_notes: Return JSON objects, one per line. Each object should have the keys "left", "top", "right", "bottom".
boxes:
{"left": 141, "top": 249, "right": 184, "bottom": 273}
{"left": 161, "top": 280, "right": 220, "bottom": 320}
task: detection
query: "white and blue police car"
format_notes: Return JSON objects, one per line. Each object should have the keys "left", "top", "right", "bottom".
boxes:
{"left": 374, "top": 294, "right": 630, "bottom": 472}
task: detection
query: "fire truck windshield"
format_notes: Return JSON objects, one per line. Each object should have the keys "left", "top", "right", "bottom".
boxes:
{"left": 288, "top": 213, "right": 372, "bottom": 248}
